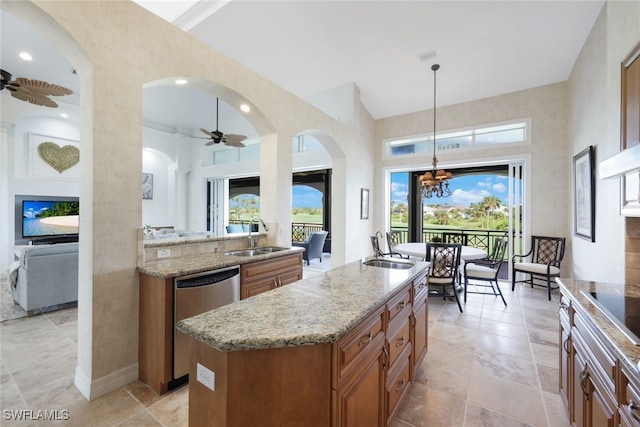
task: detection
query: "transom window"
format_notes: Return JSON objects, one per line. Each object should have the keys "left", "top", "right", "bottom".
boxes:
{"left": 384, "top": 119, "right": 529, "bottom": 157}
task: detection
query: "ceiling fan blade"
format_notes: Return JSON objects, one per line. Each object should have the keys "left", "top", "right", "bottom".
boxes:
{"left": 200, "top": 128, "right": 215, "bottom": 137}
{"left": 13, "top": 77, "right": 73, "bottom": 96}
{"left": 223, "top": 134, "right": 247, "bottom": 147}
{"left": 10, "top": 89, "right": 58, "bottom": 107}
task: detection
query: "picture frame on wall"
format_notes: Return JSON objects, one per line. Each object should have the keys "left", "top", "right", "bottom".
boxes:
{"left": 573, "top": 146, "right": 595, "bottom": 241}
{"left": 142, "top": 173, "right": 153, "bottom": 200}
{"left": 360, "top": 188, "right": 369, "bottom": 220}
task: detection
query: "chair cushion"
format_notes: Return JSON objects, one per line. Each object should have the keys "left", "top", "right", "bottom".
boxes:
{"left": 514, "top": 262, "right": 560, "bottom": 275}
{"left": 428, "top": 277, "right": 455, "bottom": 285}
{"left": 462, "top": 263, "right": 497, "bottom": 279}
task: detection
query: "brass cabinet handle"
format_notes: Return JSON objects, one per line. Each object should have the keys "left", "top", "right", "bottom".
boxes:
{"left": 563, "top": 336, "right": 570, "bottom": 354}
{"left": 396, "top": 379, "right": 406, "bottom": 392}
{"left": 382, "top": 346, "right": 389, "bottom": 368}
{"left": 579, "top": 366, "right": 589, "bottom": 398}
{"left": 629, "top": 400, "right": 640, "bottom": 422}
{"left": 273, "top": 278, "right": 279, "bottom": 288}
{"left": 395, "top": 336, "right": 405, "bottom": 348}
{"left": 358, "top": 332, "right": 373, "bottom": 347}
{"left": 396, "top": 302, "right": 406, "bottom": 310}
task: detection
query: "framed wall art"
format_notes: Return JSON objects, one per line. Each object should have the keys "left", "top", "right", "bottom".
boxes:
{"left": 142, "top": 173, "right": 153, "bottom": 200}
{"left": 573, "top": 146, "right": 595, "bottom": 241}
{"left": 360, "top": 188, "right": 369, "bottom": 220}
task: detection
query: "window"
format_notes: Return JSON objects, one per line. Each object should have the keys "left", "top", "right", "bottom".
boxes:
{"left": 384, "top": 120, "right": 528, "bottom": 157}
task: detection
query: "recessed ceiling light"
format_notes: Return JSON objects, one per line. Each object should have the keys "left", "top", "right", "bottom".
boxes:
{"left": 175, "top": 78, "right": 188, "bottom": 85}
{"left": 60, "top": 113, "right": 68, "bottom": 118}
{"left": 19, "top": 52, "right": 33, "bottom": 61}
{"left": 240, "top": 104, "right": 250, "bottom": 113}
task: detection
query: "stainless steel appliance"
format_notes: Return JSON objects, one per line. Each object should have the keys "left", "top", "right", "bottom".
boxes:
{"left": 174, "top": 265, "right": 240, "bottom": 379}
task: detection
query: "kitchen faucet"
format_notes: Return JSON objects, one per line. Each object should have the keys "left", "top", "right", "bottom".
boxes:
{"left": 248, "top": 217, "right": 269, "bottom": 248}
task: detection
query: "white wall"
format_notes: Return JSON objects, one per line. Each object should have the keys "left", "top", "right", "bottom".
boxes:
{"left": 568, "top": 1, "right": 640, "bottom": 284}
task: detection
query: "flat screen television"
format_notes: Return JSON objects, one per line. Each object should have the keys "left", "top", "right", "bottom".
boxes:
{"left": 22, "top": 200, "right": 79, "bottom": 240}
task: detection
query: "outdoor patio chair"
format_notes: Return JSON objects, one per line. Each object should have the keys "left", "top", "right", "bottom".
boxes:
{"left": 293, "top": 231, "right": 328, "bottom": 265}
{"left": 462, "top": 237, "right": 508, "bottom": 306}
{"left": 511, "top": 235, "right": 565, "bottom": 300}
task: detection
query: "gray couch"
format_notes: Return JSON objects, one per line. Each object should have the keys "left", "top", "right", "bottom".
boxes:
{"left": 11, "top": 243, "right": 79, "bottom": 315}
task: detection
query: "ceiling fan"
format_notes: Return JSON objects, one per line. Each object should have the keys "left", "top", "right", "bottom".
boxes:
{"left": 195, "top": 97, "right": 247, "bottom": 148}
{"left": 0, "top": 68, "right": 73, "bottom": 108}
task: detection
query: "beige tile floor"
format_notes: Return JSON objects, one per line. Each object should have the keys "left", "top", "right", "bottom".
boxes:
{"left": 1, "top": 271, "right": 570, "bottom": 426}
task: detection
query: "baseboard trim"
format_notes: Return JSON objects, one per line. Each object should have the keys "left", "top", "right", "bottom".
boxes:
{"left": 74, "top": 363, "right": 139, "bottom": 401}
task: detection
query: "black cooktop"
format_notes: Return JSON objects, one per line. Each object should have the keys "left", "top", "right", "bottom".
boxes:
{"left": 581, "top": 290, "right": 640, "bottom": 345}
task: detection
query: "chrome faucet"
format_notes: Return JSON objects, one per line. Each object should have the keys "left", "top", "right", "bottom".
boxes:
{"left": 248, "top": 217, "right": 269, "bottom": 248}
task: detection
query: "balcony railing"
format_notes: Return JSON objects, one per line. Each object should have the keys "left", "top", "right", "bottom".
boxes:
{"left": 292, "top": 222, "right": 325, "bottom": 242}
{"left": 389, "top": 227, "right": 512, "bottom": 256}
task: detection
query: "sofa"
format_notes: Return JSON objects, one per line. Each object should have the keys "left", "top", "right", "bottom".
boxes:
{"left": 10, "top": 242, "right": 79, "bottom": 315}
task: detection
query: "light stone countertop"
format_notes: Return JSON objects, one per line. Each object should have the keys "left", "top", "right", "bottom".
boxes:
{"left": 557, "top": 278, "right": 640, "bottom": 379}
{"left": 177, "top": 258, "right": 430, "bottom": 352}
{"left": 138, "top": 246, "right": 304, "bottom": 278}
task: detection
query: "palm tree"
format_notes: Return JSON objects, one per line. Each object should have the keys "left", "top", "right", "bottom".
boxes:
{"left": 481, "top": 196, "right": 502, "bottom": 229}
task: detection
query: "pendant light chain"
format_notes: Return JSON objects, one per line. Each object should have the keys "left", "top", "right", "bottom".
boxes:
{"left": 419, "top": 63, "right": 452, "bottom": 199}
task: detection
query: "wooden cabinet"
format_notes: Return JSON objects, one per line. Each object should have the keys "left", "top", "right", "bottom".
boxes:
{"left": 332, "top": 306, "right": 386, "bottom": 427}
{"left": 411, "top": 272, "right": 428, "bottom": 376}
{"left": 559, "top": 294, "right": 572, "bottom": 416}
{"left": 139, "top": 273, "right": 173, "bottom": 394}
{"left": 559, "top": 290, "right": 622, "bottom": 427}
{"left": 240, "top": 253, "right": 302, "bottom": 299}
{"left": 187, "top": 272, "right": 431, "bottom": 427}
{"left": 619, "top": 366, "right": 640, "bottom": 427}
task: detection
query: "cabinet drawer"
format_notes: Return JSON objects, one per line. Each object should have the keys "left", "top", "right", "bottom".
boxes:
{"left": 621, "top": 366, "right": 640, "bottom": 426}
{"left": 387, "top": 312, "right": 411, "bottom": 368}
{"left": 241, "top": 254, "right": 302, "bottom": 282}
{"left": 386, "top": 344, "right": 412, "bottom": 423}
{"left": 387, "top": 287, "right": 411, "bottom": 325}
{"left": 413, "top": 273, "right": 428, "bottom": 303}
{"left": 573, "top": 312, "right": 616, "bottom": 385}
{"left": 332, "top": 306, "right": 385, "bottom": 387}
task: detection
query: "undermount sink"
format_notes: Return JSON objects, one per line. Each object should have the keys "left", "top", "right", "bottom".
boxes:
{"left": 224, "top": 246, "right": 289, "bottom": 257}
{"left": 363, "top": 259, "right": 414, "bottom": 270}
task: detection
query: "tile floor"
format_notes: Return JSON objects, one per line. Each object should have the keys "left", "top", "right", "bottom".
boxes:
{"left": 1, "top": 261, "right": 570, "bottom": 426}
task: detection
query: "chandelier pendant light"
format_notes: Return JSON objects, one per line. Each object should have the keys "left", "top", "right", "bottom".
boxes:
{"left": 419, "top": 64, "right": 452, "bottom": 199}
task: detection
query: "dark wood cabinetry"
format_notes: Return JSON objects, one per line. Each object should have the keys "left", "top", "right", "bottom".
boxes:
{"left": 559, "top": 289, "right": 639, "bottom": 427}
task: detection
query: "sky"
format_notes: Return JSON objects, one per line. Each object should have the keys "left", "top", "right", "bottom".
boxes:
{"left": 238, "top": 174, "right": 508, "bottom": 209}
{"left": 391, "top": 173, "right": 509, "bottom": 206}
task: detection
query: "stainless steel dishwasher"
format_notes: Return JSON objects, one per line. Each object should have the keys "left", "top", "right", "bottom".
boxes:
{"left": 174, "top": 265, "right": 240, "bottom": 379}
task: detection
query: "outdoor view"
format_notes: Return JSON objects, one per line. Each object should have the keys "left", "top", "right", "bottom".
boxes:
{"left": 391, "top": 172, "right": 511, "bottom": 231}
{"left": 229, "top": 185, "right": 323, "bottom": 224}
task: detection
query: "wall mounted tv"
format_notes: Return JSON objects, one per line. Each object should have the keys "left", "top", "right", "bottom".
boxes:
{"left": 22, "top": 200, "right": 79, "bottom": 241}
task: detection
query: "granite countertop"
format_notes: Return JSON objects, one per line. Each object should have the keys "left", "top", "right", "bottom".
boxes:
{"left": 177, "top": 258, "right": 430, "bottom": 352}
{"left": 138, "top": 246, "right": 304, "bottom": 278}
{"left": 557, "top": 278, "right": 640, "bottom": 379}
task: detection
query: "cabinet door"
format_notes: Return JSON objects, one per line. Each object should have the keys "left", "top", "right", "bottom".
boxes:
{"left": 332, "top": 349, "right": 385, "bottom": 427}
{"left": 586, "top": 373, "right": 615, "bottom": 427}
{"left": 240, "top": 277, "right": 275, "bottom": 299}
{"left": 572, "top": 348, "right": 586, "bottom": 427}
{"left": 412, "top": 297, "right": 428, "bottom": 376}
{"left": 559, "top": 327, "right": 571, "bottom": 411}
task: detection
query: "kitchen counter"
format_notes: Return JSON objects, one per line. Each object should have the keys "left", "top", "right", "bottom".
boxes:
{"left": 177, "top": 258, "right": 430, "bottom": 352}
{"left": 138, "top": 246, "right": 304, "bottom": 278}
{"left": 557, "top": 277, "right": 640, "bottom": 378}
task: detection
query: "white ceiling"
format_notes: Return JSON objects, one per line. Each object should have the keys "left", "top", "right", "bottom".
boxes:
{"left": 1, "top": 1, "right": 605, "bottom": 136}
{"left": 137, "top": 0, "right": 605, "bottom": 119}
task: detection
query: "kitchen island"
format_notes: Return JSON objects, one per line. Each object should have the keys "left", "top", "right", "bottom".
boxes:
{"left": 177, "top": 257, "right": 430, "bottom": 427}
